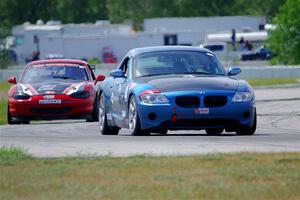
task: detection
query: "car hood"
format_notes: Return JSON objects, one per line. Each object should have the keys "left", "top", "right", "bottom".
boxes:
{"left": 138, "top": 75, "right": 239, "bottom": 92}
{"left": 17, "top": 81, "right": 87, "bottom": 95}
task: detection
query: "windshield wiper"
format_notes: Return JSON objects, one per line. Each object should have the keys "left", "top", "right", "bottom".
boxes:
{"left": 52, "top": 75, "right": 77, "bottom": 80}
{"left": 137, "top": 73, "right": 167, "bottom": 78}
{"left": 182, "top": 71, "right": 211, "bottom": 75}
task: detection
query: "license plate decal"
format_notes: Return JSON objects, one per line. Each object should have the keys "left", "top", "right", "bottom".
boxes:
{"left": 39, "top": 99, "right": 62, "bottom": 104}
{"left": 195, "top": 108, "right": 209, "bottom": 114}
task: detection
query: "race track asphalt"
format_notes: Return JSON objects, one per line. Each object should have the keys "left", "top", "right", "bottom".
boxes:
{"left": 0, "top": 87, "right": 299, "bottom": 157}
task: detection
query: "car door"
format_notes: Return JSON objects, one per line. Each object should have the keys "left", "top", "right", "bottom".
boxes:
{"left": 111, "top": 57, "right": 130, "bottom": 124}
{"left": 118, "top": 57, "right": 133, "bottom": 123}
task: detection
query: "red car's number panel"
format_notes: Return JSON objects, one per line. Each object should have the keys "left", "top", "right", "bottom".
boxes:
{"left": 39, "top": 99, "right": 62, "bottom": 104}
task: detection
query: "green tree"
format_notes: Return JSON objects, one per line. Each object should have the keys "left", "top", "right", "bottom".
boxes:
{"left": 0, "top": 0, "right": 59, "bottom": 40}
{"left": 56, "top": 0, "right": 108, "bottom": 23}
{"left": 0, "top": 0, "right": 109, "bottom": 36}
{"left": 268, "top": 0, "right": 300, "bottom": 64}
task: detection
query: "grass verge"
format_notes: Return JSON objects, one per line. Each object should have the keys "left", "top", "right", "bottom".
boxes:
{"left": 0, "top": 81, "right": 11, "bottom": 92}
{"left": 0, "top": 100, "right": 7, "bottom": 124}
{"left": 0, "top": 81, "right": 10, "bottom": 124}
{"left": 0, "top": 147, "right": 299, "bottom": 200}
{"left": 247, "top": 78, "right": 299, "bottom": 87}
{"left": 0, "top": 146, "right": 32, "bottom": 165}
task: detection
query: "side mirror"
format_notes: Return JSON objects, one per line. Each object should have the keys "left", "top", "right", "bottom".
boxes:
{"left": 8, "top": 76, "right": 17, "bottom": 84}
{"left": 228, "top": 67, "right": 241, "bottom": 76}
{"left": 110, "top": 69, "right": 125, "bottom": 78}
{"left": 96, "top": 74, "right": 106, "bottom": 82}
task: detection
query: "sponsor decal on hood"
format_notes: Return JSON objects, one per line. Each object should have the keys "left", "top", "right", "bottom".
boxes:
{"left": 17, "top": 82, "right": 86, "bottom": 95}
{"left": 64, "top": 82, "right": 86, "bottom": 95}
{"left": 17, "top": 84, "right": 39, "bottom": 96}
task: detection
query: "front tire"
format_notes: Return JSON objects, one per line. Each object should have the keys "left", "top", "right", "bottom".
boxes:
{"left": 7, "top": 105, "right": 30, "bottom": 124}
{"left": 86, "top": 95, "right": 99, "bottom": 122}
{"left": 22, "top": 119, "right": 30, "bottom": 124}
{"left": 236, "top": 112, "right": 257, "bottom": 135}
{"left": 98, "top": 94, "right": 119, "bottom": 135}
{"left": 7, "top": 105, "right": 15, "bottom": 125}
{"left": 129, "top": 96, "right": 149, "bottom": 136}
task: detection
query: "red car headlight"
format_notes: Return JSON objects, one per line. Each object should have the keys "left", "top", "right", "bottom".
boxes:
{"left": 13, "top": 92, "right": 31, "bottom": 100}
{"left": 70, "top": 91, "right": 90, "bottom": 99}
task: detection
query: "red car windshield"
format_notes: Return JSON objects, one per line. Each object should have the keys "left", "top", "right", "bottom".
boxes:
{"left": 21, "top": 64, "right": 89, "bottom": 83}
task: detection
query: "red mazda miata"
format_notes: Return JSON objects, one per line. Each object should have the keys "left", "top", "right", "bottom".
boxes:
{"left": 7, "top": 59, "right": 105, "bottom": 124}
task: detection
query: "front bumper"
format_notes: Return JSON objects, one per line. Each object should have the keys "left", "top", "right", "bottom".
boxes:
{"left": 136, "top": 90, "right": 256, "bottom": 131}
{"left": 8, "top": 94, "right": 94, "bottom": 120}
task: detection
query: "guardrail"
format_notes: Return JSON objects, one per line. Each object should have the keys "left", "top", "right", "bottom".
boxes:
{"left": 237, "top": 66, "right": 300, "bottom": 79}
{"left": 0, "top": 65, "right": 300, "bottom": 82}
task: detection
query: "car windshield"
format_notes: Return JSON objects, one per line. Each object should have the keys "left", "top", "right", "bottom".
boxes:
{"left": 133, "top": 50, "right": 226, "bottom": 78}
{"left": 21, "top": 64, "right": 89, "bottom": 83}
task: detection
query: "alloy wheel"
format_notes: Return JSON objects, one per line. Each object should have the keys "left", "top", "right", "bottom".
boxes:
{"left": 129, "top": 99, "right": 137, "bottom": 131}
{"left": 98, "top": 97, "right": 105, "bottom": 129}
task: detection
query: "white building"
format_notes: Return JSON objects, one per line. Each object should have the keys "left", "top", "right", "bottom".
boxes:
{"left": 9, "top": 16, "right": 268, "bottom": 63}
{"left": 144, "top": 16, "right": 266, "bottom": 33}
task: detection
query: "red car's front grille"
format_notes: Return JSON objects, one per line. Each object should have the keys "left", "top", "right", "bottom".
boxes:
{"left": 30, "top": 107, "right": 71, "bottom": 115}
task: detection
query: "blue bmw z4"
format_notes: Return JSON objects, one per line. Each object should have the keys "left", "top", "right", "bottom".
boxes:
{"left": 98, "top": 46, "right": 256, "bottom": 136}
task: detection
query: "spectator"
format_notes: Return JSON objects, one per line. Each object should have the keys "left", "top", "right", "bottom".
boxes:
{"left": 231, "top": 29, "right": 236, "bottom": 50}
{"left": 239, "top": 37, "right": 245, "bottom": 51}
{"left": 25, "top": 51, "right": 40, "bottom": 63}
{"left": 245, "top": 40, "right": 253, "bottom": 51}
{"left": 32, "top": 51, "right": 40, "bottom": 61}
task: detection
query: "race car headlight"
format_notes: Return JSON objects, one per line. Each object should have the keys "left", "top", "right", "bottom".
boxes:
{"left": 70, "top": 91, "right": 90, "bottom": 99}
{"left": 139, "top": 89, "right": 169, "bottom": 104}
{"left": 13, "top": 92, "right": 31, "bottom": 100}
{"left": 232, "top": 92, "right": 254, "bottom": 102}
